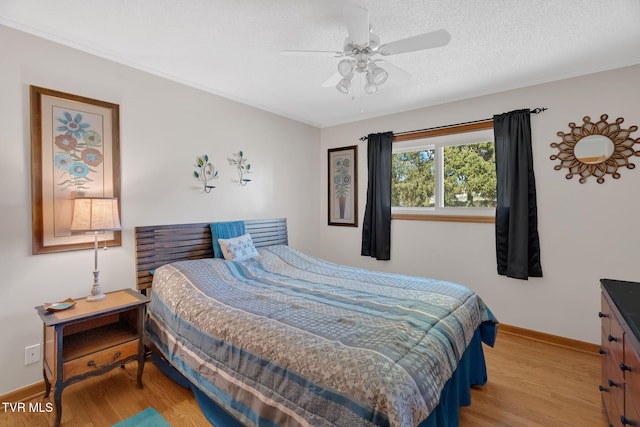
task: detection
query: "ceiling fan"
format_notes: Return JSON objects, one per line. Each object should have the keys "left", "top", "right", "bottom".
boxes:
{"left": 281, "top": 5, "right": 451, "bottom": 95}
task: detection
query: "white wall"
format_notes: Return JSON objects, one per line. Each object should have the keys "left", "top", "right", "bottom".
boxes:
{"left": 319, "top": 64, "right": 640, "bottom": 345}
{"left": 0, "top": 25, "right": 321, "bottom": 395}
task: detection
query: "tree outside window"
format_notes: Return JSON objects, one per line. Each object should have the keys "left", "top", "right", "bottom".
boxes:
{"left": 392, "top": 126, "right": 496, "bottom": 215}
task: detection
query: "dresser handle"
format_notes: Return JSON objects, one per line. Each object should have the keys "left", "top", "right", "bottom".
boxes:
{"left": 599, "top": 311, "right": 608, "bottom": 318}
{"left": 620, "top": 415, "right": 634, "bottom": 425}
{"left": 87, "top": 351, "right": 122, "bottom": 368}
{"left": 620, "top": 363, "right": 632, "bottom": 372}
{"left": 599, "top": 348, "right": 607, "bottom": 355}
{"left": 608, "top": 379, "right": 620, "bottom": 388}
{"left": 608, "top": 334, "right": 618, "bottom": 342}
{"left": 599, "top": 385, "right": 609, "bottom": 392}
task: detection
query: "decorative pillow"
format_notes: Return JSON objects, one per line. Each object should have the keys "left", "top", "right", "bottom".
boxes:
{"left": 210, "top": 221, "right": 245, "bottom": 258}
{"left": 218, "top": 233, "right": 259, "bottom": 261}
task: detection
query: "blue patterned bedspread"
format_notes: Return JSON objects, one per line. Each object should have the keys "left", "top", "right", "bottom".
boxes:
{"left": 146, "top": 245, "right": 497, "bottom": 427}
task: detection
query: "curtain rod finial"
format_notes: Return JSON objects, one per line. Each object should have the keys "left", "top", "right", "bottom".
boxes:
{"left": 531, "top": 107, "right": 548, "bottom": 114}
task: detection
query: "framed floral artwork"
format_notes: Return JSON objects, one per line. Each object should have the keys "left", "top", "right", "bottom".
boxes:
{"left": 30, "top": 86, "right": 121, "bottom": 254}
{"left": 328, "top": 145, "right": 358, "bottom": 227}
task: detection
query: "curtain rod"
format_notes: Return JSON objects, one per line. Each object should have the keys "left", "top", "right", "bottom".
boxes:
{"left": 358, "top": 107, "right": 548, "bottom": 141}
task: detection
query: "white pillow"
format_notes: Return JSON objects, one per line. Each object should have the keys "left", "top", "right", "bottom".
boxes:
{"left": 218, "top": 233, "right": 259, "bottom": 261}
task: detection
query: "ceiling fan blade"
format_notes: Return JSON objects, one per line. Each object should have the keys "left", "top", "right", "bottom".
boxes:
{"left": 321, "top": 72, "right": 342, "bottom": 88}
{"left": 281, "top": 49, "right": 344, "bottom": 57}
{"left": 378, "top": 29, "right": 451, "bottom": 56}
{"left": 343, "top": 5, "right": 369, "bottom": 46}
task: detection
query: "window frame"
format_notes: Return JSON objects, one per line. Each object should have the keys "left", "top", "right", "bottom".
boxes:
{"left": 391, "top": 121, "right": 495, "bottom": 223}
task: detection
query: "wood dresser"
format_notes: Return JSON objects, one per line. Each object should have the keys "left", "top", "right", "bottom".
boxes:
{"left": 600, "top": 279, "right": 640, "bottom": 426}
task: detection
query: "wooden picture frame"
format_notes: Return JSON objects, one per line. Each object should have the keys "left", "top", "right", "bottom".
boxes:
{"left": 30, "top": 86, "right": 121, "bottom": 254}
{"left": 328, "top": 145, "right": 358, "bottom": 227}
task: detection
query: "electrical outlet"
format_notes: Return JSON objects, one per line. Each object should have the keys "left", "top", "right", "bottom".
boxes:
{"left": 25, "top": 344, "right": 41, "bottom": 365}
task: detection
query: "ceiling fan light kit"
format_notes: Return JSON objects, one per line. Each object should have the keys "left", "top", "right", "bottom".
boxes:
{"left": 282, "top": 5, "right": 451, "bottom": 96}
{"left": 368, "top": 63, "right": 388, "bottom": 85}
{"left": 337, "top": 77, "right": 352, "bottom": 94}
{"left": 338, "top": 59, "right": 355, "bottom": 77}
{"left": 365, "top": 73, "right": 378, "bottom": 95}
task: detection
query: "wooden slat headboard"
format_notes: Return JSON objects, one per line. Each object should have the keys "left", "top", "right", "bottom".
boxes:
{"left": 134, "top": 218, "right": 287, "bottom": 291}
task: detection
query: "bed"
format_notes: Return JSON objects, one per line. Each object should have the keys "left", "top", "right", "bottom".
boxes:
{"left": 134, "top": 218, "right": 497, "bottom": 427}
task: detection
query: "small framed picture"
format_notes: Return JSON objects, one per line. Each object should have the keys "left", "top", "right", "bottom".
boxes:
{"left": 328, "top": 145, "right": 358, "bottom": 227}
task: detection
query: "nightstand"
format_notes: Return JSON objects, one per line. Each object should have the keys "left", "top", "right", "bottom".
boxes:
{"left": 35, "top": 289, "right": 149, "bottom": 427}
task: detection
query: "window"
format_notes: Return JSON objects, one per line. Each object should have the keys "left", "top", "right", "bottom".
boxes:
{"left": 391, "top": 122, "right": 496, "bottom": 222}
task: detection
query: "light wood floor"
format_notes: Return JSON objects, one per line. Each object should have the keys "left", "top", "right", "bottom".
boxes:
{"left": 0, "top": 331, "right": 604, "bottom": 427}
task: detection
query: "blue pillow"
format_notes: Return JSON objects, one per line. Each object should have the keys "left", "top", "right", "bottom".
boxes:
{"left": 209, "top": 221, "right": 245, "bottom": 258}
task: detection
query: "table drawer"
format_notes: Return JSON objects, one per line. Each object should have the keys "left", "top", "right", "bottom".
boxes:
{"left": 63, "top": 339, "right": 139, "bottom": 380}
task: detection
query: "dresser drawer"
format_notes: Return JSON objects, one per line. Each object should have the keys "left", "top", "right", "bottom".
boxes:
{"left": 625, "top": 337, "right": 640, "bottom": 424}
{"left": 601, "top": 293, "right": 612, "bottom": 336}
{"left": 63, "top": 339, "right": 139, "bottom": 380}
{"left": 601, "top": 329, "right": 614, "bottom": 416}
{"left": 608, "top": 313, "right": 625, "bottom": 366}
{"left": 607, "top": 364, "right": 625, "bottom": 424}
{"left": 624, "top": 401, "right": 640, "bottom": 427}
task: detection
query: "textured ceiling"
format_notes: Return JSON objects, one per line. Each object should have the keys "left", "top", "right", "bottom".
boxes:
{"left": 2, "top": 0, "right": 640, "bottom": 127}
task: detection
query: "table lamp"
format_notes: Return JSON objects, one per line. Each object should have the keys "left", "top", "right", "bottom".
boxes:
{"left": 70, "top": 197, "right": 121, "bottom": 302}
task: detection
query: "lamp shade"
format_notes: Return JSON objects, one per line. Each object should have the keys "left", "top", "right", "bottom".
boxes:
{"left": 70, "top": 197, "right": 121, "bottom": 232}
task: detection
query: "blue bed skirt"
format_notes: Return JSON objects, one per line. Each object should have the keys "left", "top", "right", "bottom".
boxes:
{"left": 151, "top": 321, "right": 496, "bottom": 427}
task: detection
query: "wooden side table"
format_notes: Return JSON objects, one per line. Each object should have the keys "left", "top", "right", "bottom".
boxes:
{"left": 35, "top": 289, "right": 149, "bottom": 427}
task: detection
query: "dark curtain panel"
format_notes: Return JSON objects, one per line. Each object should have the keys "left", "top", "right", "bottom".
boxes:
{"left": 361, "top": 131, "right": 393, "bottom": 260}
{"left": 494, "top": 109, "right": 543, "bottom": 279}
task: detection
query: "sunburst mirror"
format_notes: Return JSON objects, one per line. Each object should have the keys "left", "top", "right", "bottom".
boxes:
{"left": 550, "top": 114, "right": 640, "bottom": 183}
